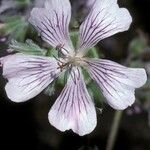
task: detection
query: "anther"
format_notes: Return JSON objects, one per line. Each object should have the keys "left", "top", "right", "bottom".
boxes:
{"left": 56, "top": 43, "right": 69, "bottom": 54}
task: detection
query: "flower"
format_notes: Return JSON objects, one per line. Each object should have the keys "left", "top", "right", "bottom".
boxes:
{"left": 0, "top": 0, "right": 147, "bottom": 136}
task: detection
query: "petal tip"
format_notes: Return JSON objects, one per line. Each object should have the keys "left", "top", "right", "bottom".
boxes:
{"left": 5, "top": 84, "right": 27, "bottom": 103}
{"left": 133, "top": 68, "right": 147, "bottom": 88}
{"left": 140, "top": 69, "right": 147, "bottom": 86}
{"left": 48, "top": 109, "right": 97, "bottom": 136}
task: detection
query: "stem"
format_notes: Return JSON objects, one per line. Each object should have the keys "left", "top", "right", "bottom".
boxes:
{"left": 106, "top": 110, "right": 123, "bottom": 150}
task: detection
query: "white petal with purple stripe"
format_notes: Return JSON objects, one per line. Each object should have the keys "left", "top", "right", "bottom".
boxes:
{"left": 78, "top": 0, "right": 132, "bottom": 55}
{"left": 85, "top": 59, "right": 147, "bottom": 110}
{"left": 48, "top": 67, "right": 97, "bottom": 136}
{"left": 1, "top": 54, "right": 60, "bottom": 102}
{"left": 29, "top": 0, "right": 73, "bottom": 55}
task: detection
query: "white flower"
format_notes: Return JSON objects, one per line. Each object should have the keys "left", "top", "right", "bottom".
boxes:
{"left": 0, "top": 0, "right": 147, "bottom": 136}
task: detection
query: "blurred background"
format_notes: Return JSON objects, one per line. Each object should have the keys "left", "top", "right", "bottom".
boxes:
{"left": 0, "top": 0, "right": 150, "bottom": 150}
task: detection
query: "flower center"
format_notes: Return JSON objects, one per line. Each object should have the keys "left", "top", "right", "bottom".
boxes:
{"left": 55, "top": 44, "right": 86, "bottom": 71}
{"left": 57, "top": 55, "right": 84, "bottom": 71}
{"left": 68, "top": 55, "right": 83, "bottom": 66}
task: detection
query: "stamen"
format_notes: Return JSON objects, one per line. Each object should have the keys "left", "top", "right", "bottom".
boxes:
{"left": 57, "top": 62, "right": 64, "bottom": 72}
{"left": 54, "top": 58, "right": 69, "bottom": 72}
{"left": 56, "top": 43, "right": 65, "bottom": 50}
{"left": 53, "top": 54, "right": 66, "bottom": 71}
{"left": 56, "top": 43, "right": 69, "bottom": 54}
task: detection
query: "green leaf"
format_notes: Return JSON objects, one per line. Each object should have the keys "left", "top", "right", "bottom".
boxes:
{"left": 15, "top": 0, "right": 31, "bottom": 7}
{"left": 87, "top": 47, "right": 100, "bottom": 58}
{"left": 70, "top": 31, "right": 101, "bottom": 59}
{"left": 9, "top": 39, "right": 47, "bottom": 55}
{"left": 70, "top": 31, "right": 78, "bottom": 49}
{"left": 81, "top": 67, "right": 91, "bottom": 84}
{"left": 0, "top": 16, "right": 28, "bottom": 41}
{"left": 1, "top": 16, "right": 22, "bottom": 23}
{"left": 87, "top": 81, "right": 103, "bottom": 105}
{"left": 56, "top": 70, "right": 68, "bottom": 86}
{"left": 46, "top": 48, "right": 58, "bottom": 57}
{"left": 82, "top": 68, "right": 103, "bottom": 104}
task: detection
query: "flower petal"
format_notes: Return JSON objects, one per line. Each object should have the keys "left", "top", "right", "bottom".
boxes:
{"left": 48, "top": 67, "right": 97, "bottom": 136}
{"left": 85, "top": 59, "right": 147, "bottom": 110}
{"left": 0, "top": 54, "right": 60, "bottom": 102}
{"left": 78, "top": 0, "right": 132, "bottom": 56}
{"left": 29, "top": 0, "right": 73, "bottom": 55}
